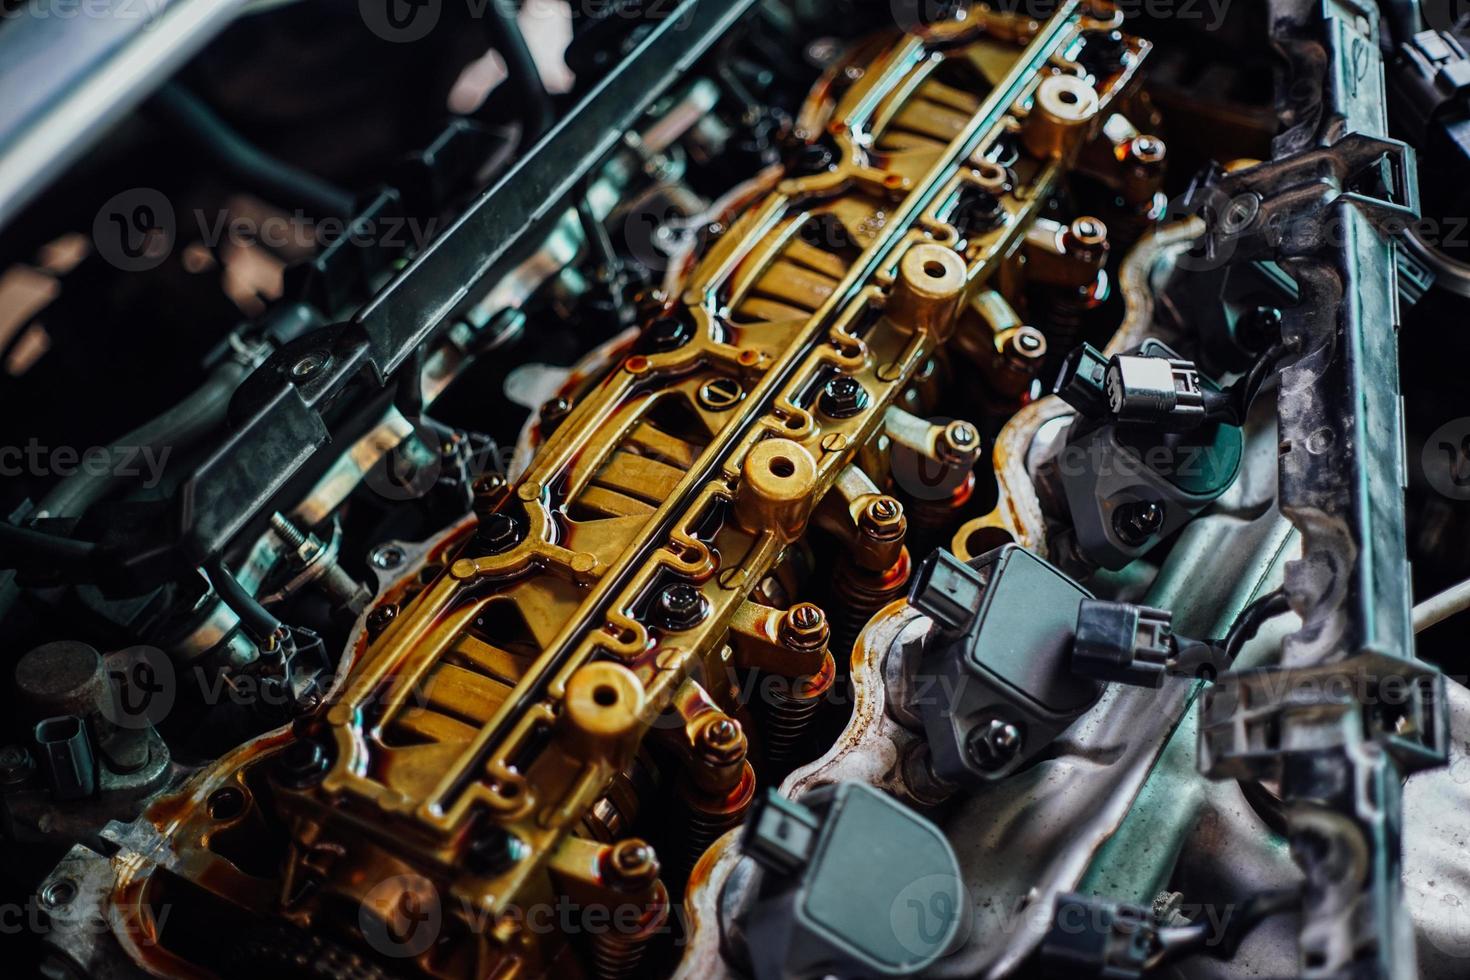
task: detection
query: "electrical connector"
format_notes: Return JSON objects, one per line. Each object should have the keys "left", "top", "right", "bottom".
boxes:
{"left": 1104, "top": 353, "right": 1207, "bottom": 429}
{"left": 1072, "top": 599, "right": 1174, "bottom": 688}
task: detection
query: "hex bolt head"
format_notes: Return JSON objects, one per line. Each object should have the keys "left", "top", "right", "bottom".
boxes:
{"left": 1113, "top": 500, "right": 1166, "bottom": 547}
{"left": 860, "top": 496, "right": 906, "bottom": 541}
{"left": 366, "top": 604, "right": 399, "bottom": 635}
{"left": 789, "top": 142, "right": 837, "bottom": 177}
{"left": 605, "top": 839, "right": 660, "bottom": 891}
{"left": 1130, "top": 134, "right": 1166, "bottom": 166}
{"left": 275, "top": 739, "right": 330, "bottom": 788}
{"left": 540, "top": 397, "right": 573, "bottom": 436}
{"left": 655, "top": 583, "right": 707, "bottom": 631}
{"left": 474, "top": 513, "right": 523, "bottom": 555}
{"left": 953, "top": 187, "right": 1005, "bottom": 237}
{"left": 967, "top": 718, "right": 1022, "bottom": 771}
{"left": 819, "top": 375, "right": 870, "bottom": 419}
{"left": 939, "top": 421, "right": 981, "bottom": 466}
{"left": 1078, "top": 28, "right": 1127, "bottom": 75}
{"left": 467, "top": 827, "right": 524, "bottom": 876}
{"left": 696, "top": 716, "right": 746, "bottom": 766}
{"left": 781, "top": 603, "right": 830, "bottom": 652}
{"left": 1066, "top": 217, "right": 1109, "bottom": 260}
{"left": 640, "top": 315, "right": 694, "bottom": 353}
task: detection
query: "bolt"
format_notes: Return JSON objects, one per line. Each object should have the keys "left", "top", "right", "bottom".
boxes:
{"left": 1237, "top": 306, "right": 1283, "bottom": 353}
{"left": 655, "top": 583, "right": 707, "bottom": 632}
{"left": 698, "top": 377, "right": 744, "bottom": 412}
{"left": 540, "top": 397, "right": 573, "bottom": 437}
{"left": 474, "top": 513, "right": 522, "bottom": 555}
{"left": 639, "top": 315, "right": 694, "bottom": 353}
{"left": 819, "top": 375, "right": 870, "bottom": 419}
{"left": 781, "top": 603, "right": 829, "bottom": 651}
{"left": 1130, "top": 135, "right": 1166, "bottom": 166}
{"left": 967, "top": 718, "right": 1022, "bottom": 772}
{"left": 940, "top": 421, "right": 980, "bottom": 465}
{"left": 1005, "top": 327, "right": 1048, "bottom": 373}
{"left": 270, "top": 513, "right": 311, "bottom": 552}
{"left": 789, "top": 142, "right": 837, "bottom": 177}
{"left": 952, "top": 186, "right": 1005, "bottom": 238}
{"left": 605, "top": 839, "right": 660, "bottom": 891}
{"left": 370, "top": 545, "right": 406, "bottom": 570}
{"left": 1068, "top": 216, "right": 1108, "bottom": 249}
{"left": 467, "top": 827, "right": 524, "bottom": 876}
{"left": 367, "top": 604, "right": 398, "bottom": 635}
{"left": 0, "top": 745, "right": 34, "bottom": 787}
{"left": 1113, "top": 500, "right": 1166, "bottom": 547}
{"left": 274, "top": 739, "right": 330, "bottom": 788}
{"left": 860, "top": 497, "right": 906, "bottom": 541}
{"left": 289, "top": 349, "right": 330, "bottom": 382}
{"left": 474, "top": 472, "right": 507, "bottom": 496}
{"left": 1078, "top": 28, "right": 1127, "bottom": 75}
{"left": 696, "top": 717, "right": 746, "bottom": 765}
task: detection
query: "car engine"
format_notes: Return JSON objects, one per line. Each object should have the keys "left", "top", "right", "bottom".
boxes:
{"left": 2, "top": 1, "right": 1470, "bottom": 978}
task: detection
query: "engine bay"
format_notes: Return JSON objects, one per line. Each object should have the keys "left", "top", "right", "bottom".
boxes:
{"left": 2, "top": 1, "right": 1470, "bottom": 978}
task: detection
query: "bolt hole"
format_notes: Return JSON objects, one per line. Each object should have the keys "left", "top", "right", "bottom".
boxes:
{"left": 965, "top": 525, "right": 1015, "bottom": 558}
{"left": 1058, "top": 88, "right": 1080, "bottom": 105}
{"left": 41, "top": 878, "right": 77, "bottom": 908}
{"left": 923, "top": 260, "right": 948, "bottom": 279}
{"left": 769, "top": 456, "right": 796, "bottom": 478}
{"left": 593, "top": 684, "right": 619, "bottom": 707}
{"left": 207, "top": 787, "right": 247, "bottom": 821}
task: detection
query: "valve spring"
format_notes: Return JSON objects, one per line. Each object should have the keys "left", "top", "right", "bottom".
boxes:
{"left": 903, "top": 473, "right": 976, "bottom": 558}
{"left": 590, "top": 885, "right": 669, "bottom": 980}
{"left": 830, "top": 548, "right": 912, "bottom": 653}
{"left": 761, "top": 652, "right": 836, "bottom": 770}
{"left": 677, "top": 765, "right": 756, "bottom": 884}
{"left": 1038, "top": 278, "right": 1108, "bottom": 368}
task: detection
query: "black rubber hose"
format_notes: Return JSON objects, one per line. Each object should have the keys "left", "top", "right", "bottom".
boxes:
{"left": 150, "top": 82, "right": 357, "bottom": 219}
{"left": 482, "top": 3, "right": 555, "bottom": 144}
{"left": 37, "top": 358, "right": 250, "bottom": 519}
{"left": 206, "top": 559, "right": 282, "bottom": 643}
{"left": 0, "top": 523, "right": 97, "bottom": 571}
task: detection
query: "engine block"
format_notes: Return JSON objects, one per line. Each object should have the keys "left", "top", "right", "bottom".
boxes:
{"left": 99, "top": 5, "right": 1157, "bottom": 977}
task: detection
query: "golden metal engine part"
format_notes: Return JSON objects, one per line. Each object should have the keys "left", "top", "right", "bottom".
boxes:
{"left": 105, "top": 5, "right": 1155, "bottom": 976}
